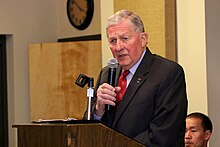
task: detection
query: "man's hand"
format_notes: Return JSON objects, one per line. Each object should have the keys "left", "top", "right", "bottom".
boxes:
{"left": 95, "top": 83, "right": 121, "bottom": 117}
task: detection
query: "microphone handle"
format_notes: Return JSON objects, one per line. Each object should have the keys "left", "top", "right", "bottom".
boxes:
{"left": 106, "top": 68, "right": 116, "bottom": 111}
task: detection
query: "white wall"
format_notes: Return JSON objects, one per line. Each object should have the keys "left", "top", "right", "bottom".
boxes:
{"left": 177, "top": 0, "right": 220, "bottom": 146}
{"left": 100, "top": 0, "right": 114, "bottom": 66}
{"left": 0, "top": 0, "right": 58, "bottom": 146}
{"left": 176, "top": 0, "right": 208, "bottom": 114}
{"left": 205, "top": 0, "right": 220, "bottom": 146}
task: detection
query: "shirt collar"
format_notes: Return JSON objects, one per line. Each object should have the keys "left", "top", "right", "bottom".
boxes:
{"left": 129, "top": 49, "right": 146, "bottom": 75}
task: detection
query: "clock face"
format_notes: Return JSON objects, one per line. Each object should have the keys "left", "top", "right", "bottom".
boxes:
{"left": 67, "top": 0, "right": 94, "bottom": 30}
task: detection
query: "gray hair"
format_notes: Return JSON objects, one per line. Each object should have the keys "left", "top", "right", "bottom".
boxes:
{"left": 106, "top": 9, "right": 145, "bottom": 33}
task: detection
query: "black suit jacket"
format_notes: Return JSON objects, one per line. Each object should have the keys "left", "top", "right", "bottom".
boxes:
{"left": 91, "top": 48, "right": 188, "bottom": 147}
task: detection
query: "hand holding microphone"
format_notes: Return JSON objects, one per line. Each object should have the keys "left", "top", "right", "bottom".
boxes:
{"left": 95, "top": 58, "right": 119, "bottom": 116}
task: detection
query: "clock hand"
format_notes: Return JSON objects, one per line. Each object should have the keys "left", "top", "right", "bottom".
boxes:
{"left": 73, "top": 0, "right": 86, "bottom": 13}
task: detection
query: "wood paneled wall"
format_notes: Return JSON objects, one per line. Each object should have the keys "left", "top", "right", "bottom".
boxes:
{"left": 29, "top": 41, "right": 101, "bottom": 121}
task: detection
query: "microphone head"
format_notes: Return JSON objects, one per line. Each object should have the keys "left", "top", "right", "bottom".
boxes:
{"left": 107, "top": 58, "right": 118, "bottom": 68}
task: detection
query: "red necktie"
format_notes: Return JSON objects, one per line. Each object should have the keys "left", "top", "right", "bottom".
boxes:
{"left": 116, "top": 70, "right": 129, "bottom": 105}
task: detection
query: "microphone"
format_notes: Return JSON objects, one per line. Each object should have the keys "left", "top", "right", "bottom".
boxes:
{"left": 106, "top": 58, "right": 118, "bottom": 110}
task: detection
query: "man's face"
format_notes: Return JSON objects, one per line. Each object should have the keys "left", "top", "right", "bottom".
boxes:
{"left": 185, "top": 117, "right": 210, "bottom": 147}
{"left": 107, "top": 19, "right": 147, "bottom": 70}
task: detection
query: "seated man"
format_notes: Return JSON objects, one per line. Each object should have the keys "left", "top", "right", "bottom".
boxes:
{"left": 185, "top": 112, "right": 213, "bottom": 147}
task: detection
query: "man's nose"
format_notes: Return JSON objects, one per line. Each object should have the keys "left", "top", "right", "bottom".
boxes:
{"left": 115, "top": 40, "right": 123, "bottom": 51}
{"left": 185, "top": 131, "right": 192, "bottom": 139}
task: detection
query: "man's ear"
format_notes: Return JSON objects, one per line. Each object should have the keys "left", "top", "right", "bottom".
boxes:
{"left": 140, "top": 32, "right": 148, "bottom": 47}
{"left": 204, "top": 130, "right": 212, "bottom": 141}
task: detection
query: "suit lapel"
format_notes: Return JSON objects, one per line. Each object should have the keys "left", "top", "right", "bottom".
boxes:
{"left": 113, "top": 48, "right": 154, "bottom": 126}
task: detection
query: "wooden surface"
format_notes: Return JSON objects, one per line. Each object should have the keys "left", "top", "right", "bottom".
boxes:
{"left": 13, "top": 123, "right": 145, "bottom": 147}
{"left": 15, "top": 125, "right": 67, "bottom": 147}
{"left": 29, "top": 41, "right": 101, "bottom": 121}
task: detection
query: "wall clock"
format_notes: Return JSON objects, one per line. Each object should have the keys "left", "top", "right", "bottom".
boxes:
{"left": 67, "top": 0, "right": 94, "bottom": 30}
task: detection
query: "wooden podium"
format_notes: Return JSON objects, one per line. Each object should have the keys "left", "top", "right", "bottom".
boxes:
{"left": 13, "top": 120, "right": 145, "bottom": 147}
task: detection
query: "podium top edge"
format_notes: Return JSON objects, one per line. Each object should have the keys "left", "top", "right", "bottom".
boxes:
{"left": 12, "top": 120, "right": 102, "bottom": 127}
